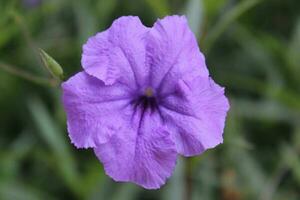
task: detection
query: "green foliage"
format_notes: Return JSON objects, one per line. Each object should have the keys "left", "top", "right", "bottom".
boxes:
{"left": 0, "top": 0, "right": 300, "bottom": 199}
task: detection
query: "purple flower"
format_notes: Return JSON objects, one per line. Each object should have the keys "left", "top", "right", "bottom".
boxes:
{"left": 62, "top": 15, "right": 229, "bottom": 189}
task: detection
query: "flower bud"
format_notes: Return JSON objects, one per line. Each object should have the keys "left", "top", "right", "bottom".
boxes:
{"left": 39, "top": 49, "right": 64, "bottom": 80}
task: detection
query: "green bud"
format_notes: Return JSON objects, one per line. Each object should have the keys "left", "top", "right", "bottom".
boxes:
{"left": 39, "top": 48, "right": 64, "bottom": 80}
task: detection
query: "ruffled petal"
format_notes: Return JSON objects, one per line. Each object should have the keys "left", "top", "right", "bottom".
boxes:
{"left": 146, "top": 15, "right": 209, "bottom": 96}
{"left": 94, "top": 110, "right": 177, "bottom": 189}
{"left": 82, "top": 16, "right": 149, "bottom": 87}
{"left": 62, "top": 72, "right": 133, "bottom": 148}
{"left": 160, "top": 76, "right": 230, "bottom": 156}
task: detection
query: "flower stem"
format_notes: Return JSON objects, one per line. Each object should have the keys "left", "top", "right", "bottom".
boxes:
{"left": 0, "top": 62, "right": 59, "bottom": 87}
{"left": 10, "top": 11, "right": 42, "bottom": 65}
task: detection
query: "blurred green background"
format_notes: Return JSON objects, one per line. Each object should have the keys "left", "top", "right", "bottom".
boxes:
{"left": 1, "top": 0, "right": 300, "bottom": 199}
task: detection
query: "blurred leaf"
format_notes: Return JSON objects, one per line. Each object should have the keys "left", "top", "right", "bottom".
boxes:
{"left": 287, "top": 17, "right": 300, "bottom": 86}
{"left": 184, "top": 0, "right": 204, "bottom": 37}
{"left": 194, "top": 156, "right": 218, "bottom": 200}
{"left": 78, "top": 160, "right": 106, "bottom": 198}
{"left": 0, "top": 131, "right": 36, "bottom": 178}
{"left": 281, "top": 144, "right": 300, "bottom": 186}
{"left": 202, "top": 0, "right": 226, "bottom": 19}
{"left": 144, "top": 0, "right": 170, "bottom": 17}
{"left": 225, "top": 111, "right": 266, "bottom": 197}
{"left": 0, "top": 181, "right": 49, "bottom": 200}
{"left": 236, "top": 151, "right": 266, "bottom": 197}
{"left": 87, "top": 177, "right": 117, "bottom": 200}
{"left": 73, "top": 1, "right": 98, "bottom": 44}
{"left": 292, "top": 124, "right": 300, "bottom": 148}
{"left": 0, "top": 22, "right": 18, "bottom": 49}
{"left": 111, "top": 184, "right": 140, "bottom": 200}
{"left": 0, "top": 3, "right": 18, "bottom": 49}
{"left": 27, "top": 97, "right": 80, "bottom": 195}
{"left": 217, "top": 70, "right": 300, "bottom": 111}
{"left": 234, "top": 25, "right": 284, "bottom": 87}
{"left": 274, "top": 191, "right": 298, "bottom": 200}
{"left": 9, "top": 11, "right": 42, "bottom": 65}
{"left": 204, "top": 0, "right": 262, "bottom": 53}
{"left": 10, "top": 131, "right": 35, "bottom": 160}
{"left": 162, "top": 157, "right": 185, "bottom": 200}
{"left": 259, "top": 159, "right": 288, "bottom": 200}
{"left": 232, "top": 98, "right": 300, "bottom": 124}
{"left": 95, "top": 0, "right": 117, "bottom": 27}
{"left": 0, "top": 9, "right": 18, "bottom": 49}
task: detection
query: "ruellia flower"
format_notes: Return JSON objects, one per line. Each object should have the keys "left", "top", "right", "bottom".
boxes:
{"left": 62, "top": 15, "right": 230, "bottom": 189}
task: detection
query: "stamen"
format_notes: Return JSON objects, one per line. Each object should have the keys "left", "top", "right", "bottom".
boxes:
{"left": 145, "top": 87, "right": 154, "bottom": 97}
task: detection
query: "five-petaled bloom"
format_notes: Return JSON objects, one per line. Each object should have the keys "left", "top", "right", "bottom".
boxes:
{"left": 62, "top": 15, "right": 230, "bottom": 189}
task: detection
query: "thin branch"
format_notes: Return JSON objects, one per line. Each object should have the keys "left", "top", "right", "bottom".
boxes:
{"left": 10, "top": 11, "right": 42, "bottom": 64}
{"left": 0, "top": 62, "right": 59, "bottom": 87}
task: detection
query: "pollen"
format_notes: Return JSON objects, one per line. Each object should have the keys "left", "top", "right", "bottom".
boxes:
{"left": 144, "top": 87, "right": 154, "bottom": 97}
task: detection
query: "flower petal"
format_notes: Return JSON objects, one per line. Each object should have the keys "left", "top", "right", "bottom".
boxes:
{"left": 160, "top": 76, "right": 230, "bottom": 156}
{"left": 81, "top": 16, "right": 149, "bottom": 87}
{"left": 146, "top": 15, "right": 209, "bottom": 96}
{"left": 62, "top": 72, "right": 133, "bottom": 148}
{"left": 94, "top": 110, "right": 177, "bottom": 189}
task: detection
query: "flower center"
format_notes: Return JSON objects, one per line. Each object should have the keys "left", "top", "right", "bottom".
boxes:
{"left": 144, "top": 87, "right": 154, "bottom": 97}
{"left": 131, "top": 87, "right": 158, "bottom": 113}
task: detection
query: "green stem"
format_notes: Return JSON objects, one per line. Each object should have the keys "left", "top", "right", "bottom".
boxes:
{"left": 10, "top": 11, "right": 41, "bottom": 63}
{"left": 0, "top": 62, "right": 59, "bottom": 87}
